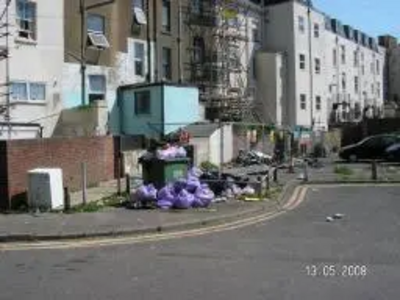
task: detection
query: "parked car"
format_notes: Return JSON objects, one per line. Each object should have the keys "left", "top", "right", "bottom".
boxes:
{"left": 385, "top": 143, "right": 400, "bottom": 162}
{"left": 339, "top": 134, "right": 400, "bottom": 162}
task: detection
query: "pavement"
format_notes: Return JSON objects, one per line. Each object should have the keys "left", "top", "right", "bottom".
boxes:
{"left": 1, "top": 158, "right": 399, "bottom": 243}
{"left": 1, "top": 185, "right": 400, "bottom": 299}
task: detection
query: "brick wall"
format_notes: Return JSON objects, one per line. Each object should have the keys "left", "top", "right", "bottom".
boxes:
{"left": 0, "top": 136, "right": 117, "bottom": 210}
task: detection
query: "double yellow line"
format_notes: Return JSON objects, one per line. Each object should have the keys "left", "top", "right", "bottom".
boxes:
{"left": 0, "top": 186, "right": 310, "bottom": 252}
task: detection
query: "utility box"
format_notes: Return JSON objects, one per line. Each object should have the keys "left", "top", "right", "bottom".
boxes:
{"left": 28, "top": 168, "right": 64, "bottom": 210}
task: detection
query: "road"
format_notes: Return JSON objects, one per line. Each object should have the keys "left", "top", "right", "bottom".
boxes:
{"left": 1, "top": 186, "right": 400, "bottom": 300}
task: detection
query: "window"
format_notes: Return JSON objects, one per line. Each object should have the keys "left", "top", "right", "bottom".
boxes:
{"left": 376, "top": 60, "right": 380, "bottom": 75}
{"left": 371, "top": 83, "right": 374, "bottom": 95}
{"left": 333, "top": 49, "right": 337, "bottom": 66}
{"left": 162, "top": 0, "right": 171, "bottom": 32}
{"left": 362, "top": 65, "right": 365, "bottom": 75}
{"left": 313, "top": 23, "right": 319, "bottom": 38}
{"left": 341, "top": 45, "right": 346, "bottom": 64}
{"left": 315, "top": 58, "right": 321, "bottom": 74}
{"left": 162, "top": 47, "right": 172, "bottom": 80}
{"left": 88, "top": 75, "right": 106, "bottom": 102}
{"left": 30, "top": 83, "right": 46, "bottom": 100}
{"left": 371, "top": 62, "right": 374, "bottom": 74}
{"left": 132, "top": 0, "right": 147, "bottom": 27}
{"left": 86, "top": 14, "right": 109, "bottom": 49}
{"left": 354, "top": 50, "right": 358, "bottom": 67}
{"left": 16, "top": 0, "right": 37, "bottom": 40}
{"left": 298, "top": 16, "right": 305, "bottom": 33}
{"left": 87, "top": 14, "right": 105, "bottom": 33}
{"left": 376, "top": 82, "right": 381, "bottom": 97}
{"left": 252, "top": 28, "right": 260, "bottom": 42}
{"left": 315, "top": 96, "right": 321, "bottom": 111}
{"left": 134, "top": 90, "right": 151, "bottom": 115}
{"left": 10, "top": 81, "right": 46, "bottom": 101}
{"left": 354, "top": 76, "right": 359, "bottom": 93}
{"left": 299, "top": 54, "right": 306, "bottom": 70}
{"left": 132, "top": 0, "right": 144, "bottom": 9}
{"left": 191, "top": 0, "right": 202, "bottom": 14}
{"left": 341, "top": 72, "right": 346, "bottom": 90}
{"left": 193, "top": 37, "right": 204, "bottom": 63}
{"left": 10, "top": 82, "right": 28, "bottom": 100}
{"left": 300, "top": 94, "right": 306, "bottom": 110}
{"left": 134, "top": 42, "right": 145, "bottom": 76}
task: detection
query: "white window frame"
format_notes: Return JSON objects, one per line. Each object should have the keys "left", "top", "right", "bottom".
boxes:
{"left": 16, "top": 0, "right": 37, "bottom": 41}
{"left": 298, "top": 16, "right": 305, "bottom": 33}
{"left": 10, "top": 81, "right": 46, "bottom": 102}
{"left": 354, "top": 76, "right": 359, "bottom": 93}
{"left": 299, "top": 54, "right": 306, "bottom": 70}
{"left": 313, "top": 23, "right": 319, "bottom": 38}
{"left": 162, "top": 47, "right": 172, "bottom": 80}
{"left": 341, "top": 45, "right": 346, "bottom": 64}
{"left": 88, "top": 75, "right": 106, "bottom": 102}
{"left": 315, "top": 96, "right": 321, "bottom": 111}
{"left": 300, "top": 94, "right": 306, "bottom": 110}
{"left": 315, "top": 58, "right": 321, "bottom": 74}
{"left": 162, "top": 0, "right": 171, "bottom": 32}
{"left": 134, "top": 41, "right": 145, "bottom": 77}
{"left": 87, "top": 14, "right": 105, "bottom": 34}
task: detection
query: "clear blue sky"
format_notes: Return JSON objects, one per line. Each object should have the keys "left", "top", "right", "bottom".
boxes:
{"left": 314, "top": 0, "right": 399, "bottom": 38}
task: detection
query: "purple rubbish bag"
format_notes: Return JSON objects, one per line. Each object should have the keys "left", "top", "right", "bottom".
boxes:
{"left": 173, "top": 179, "right": 187, "bottom": 194}
{"left": 158, "top": 185, "right": 175, "bottom": 202}
{"left": 188, "top": 167, "right": 203, "bottom": 178}
{"left": 174, "top": 189, "right": 195, "bottom": 209}
{"left": 136, "top": 184, "right": 157, "bottom": 201}
{"left": 157, "top": 199, "right": 174, "bottom": 209}
{"left": 195, "top": 185, "right": 215, "bottom": 207}
{"left": 186, "top": 176, "right": 201, "bottom": 193}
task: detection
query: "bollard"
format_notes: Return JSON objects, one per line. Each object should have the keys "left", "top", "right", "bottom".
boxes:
{"left": 81, "top": 162, "right": 87, "bottom": 205}
{"left": 64, "top": 187, "right": 71, "bottom": 212}
{"left": 288, "top": 156, "right": 295, "bottom": 174}
{"left": 371, "top": 160, "right": 378, "bottom": 180}
{"left": 257, "top": 176, "right": 263, "bottom": 200}
{"left": 125, "top": 173, "right": 131, "bottom": 195}
{"left": 273, "top": 167, "right": 278, "bottom": 183}
{"left": 303, "top": 161, "right": 309, "bottom": 182}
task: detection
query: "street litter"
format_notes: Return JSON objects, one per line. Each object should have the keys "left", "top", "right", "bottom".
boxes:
{"left": 333, "top": 213, "right": 345, "bottom": 219}
{"left": 326, "top": 216, "right": 334, "bottom": 222}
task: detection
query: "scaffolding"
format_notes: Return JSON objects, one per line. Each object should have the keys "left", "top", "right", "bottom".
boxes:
{"left": 0, "top": 0, "right": 12, "bottom": 139}
{"left": 184, "top": 0, "right": 262, "bottom": 122}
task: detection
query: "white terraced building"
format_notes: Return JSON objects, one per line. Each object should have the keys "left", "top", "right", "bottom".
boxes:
{"left": 256, "top": 0, "right": 385, "bottom": 131}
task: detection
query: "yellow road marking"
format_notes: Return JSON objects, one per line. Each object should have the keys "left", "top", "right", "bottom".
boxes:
{"left": 0, "top": 187, "right": 310, "bottom": 252}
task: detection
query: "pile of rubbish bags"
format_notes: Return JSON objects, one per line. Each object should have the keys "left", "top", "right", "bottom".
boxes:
{"left": 134, "top": 167, "right": 257, "bottom": 210}
{"left": 135, "top": 167, "right": 215, "bottom": 209}
{"left": 156, "top": 144, "right": 187, "bottom": 160}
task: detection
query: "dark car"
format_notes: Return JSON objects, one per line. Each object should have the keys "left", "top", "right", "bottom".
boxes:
{"left": 385, "top": 143, "right": 400, "bottom": 162}
{"left": 339, "top": 134, "right": 400, "bottom": 162}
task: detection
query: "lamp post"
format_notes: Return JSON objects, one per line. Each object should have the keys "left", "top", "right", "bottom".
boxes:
{"left": 79, "top": 0, "right": 115, "bottom": 106}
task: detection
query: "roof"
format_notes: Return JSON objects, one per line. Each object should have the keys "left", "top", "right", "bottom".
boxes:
{"left": 118, "top": 81, "right": 198, "bottom": 92}
{"left": 184, "top": 123, "right": 219, "bottom": 138}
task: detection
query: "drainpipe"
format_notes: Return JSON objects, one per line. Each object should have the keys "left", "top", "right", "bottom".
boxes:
{"left": 146, "top": 0, "right": 152, "bottom": 82}
{"left": 307, "top": 4, "right": 314, "bottom": 130}
{"left": 177, "top": 0, "right": 183, "bottom": 82}
{"left": 153, "top": 0, "right": 159, "bottom": 81}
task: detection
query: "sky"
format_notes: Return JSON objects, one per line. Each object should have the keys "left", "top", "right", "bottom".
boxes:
{"left": 314, "top": 0, "right": 399, "bottom": 38}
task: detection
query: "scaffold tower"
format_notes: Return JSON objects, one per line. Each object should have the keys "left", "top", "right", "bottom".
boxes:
{"left": 184, "top": 0, "right": 262, "bottom": 122}
{"left": 0, "top": 0, "right": 12, "bottom": 139}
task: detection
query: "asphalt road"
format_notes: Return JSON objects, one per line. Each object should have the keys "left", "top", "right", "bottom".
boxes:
{"left": 1, "top": 186, "right": 400, "bottom": 300}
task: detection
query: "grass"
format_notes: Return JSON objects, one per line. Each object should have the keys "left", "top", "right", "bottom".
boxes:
{"left": 334, "top": 165, "right": 354, "bottom": 176}
{"left": 67, "top": 193, "right": 127, "bottom": 213}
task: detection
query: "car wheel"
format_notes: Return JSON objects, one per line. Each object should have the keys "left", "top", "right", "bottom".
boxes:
{"left": 349, "top": 154, "right": 358, "bottom": 162}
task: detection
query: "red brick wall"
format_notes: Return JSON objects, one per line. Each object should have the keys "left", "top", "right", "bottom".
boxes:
{"left": 0, "top": 136, "right": 117, "bottom": 209}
